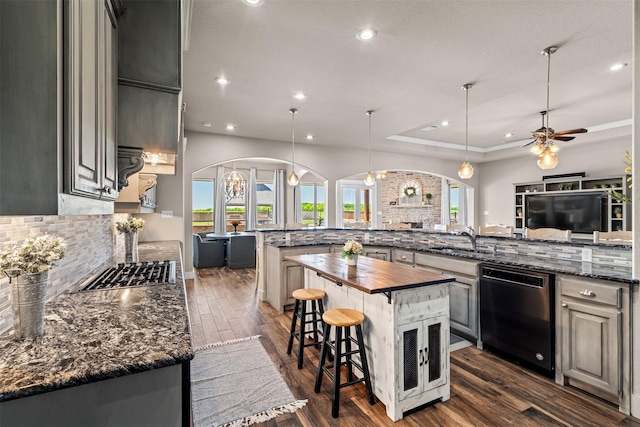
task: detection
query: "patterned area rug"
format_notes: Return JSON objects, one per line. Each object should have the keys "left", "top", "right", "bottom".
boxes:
{"left": 191, "top": 336, "right": 307, "bottom": 427}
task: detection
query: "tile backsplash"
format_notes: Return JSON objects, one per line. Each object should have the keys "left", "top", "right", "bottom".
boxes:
{"left": 0, "top": 215, "right": 123, "bottom": 334}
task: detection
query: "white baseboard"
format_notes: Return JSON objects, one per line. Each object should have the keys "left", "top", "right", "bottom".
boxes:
{"left": 183, "top": 271, "right": 195, "bottom": 280}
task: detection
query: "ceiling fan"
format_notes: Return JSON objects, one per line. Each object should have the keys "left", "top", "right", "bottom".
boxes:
{"left": 523, "top": 46, "right": 588, "bottom": 169}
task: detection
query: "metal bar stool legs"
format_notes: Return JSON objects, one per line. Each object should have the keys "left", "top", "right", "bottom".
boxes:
{"left": 315, "top": 308, "right": 375, "bottom": 418}
{"left": 286, "top": 288, "right": 325, "bottom": 369}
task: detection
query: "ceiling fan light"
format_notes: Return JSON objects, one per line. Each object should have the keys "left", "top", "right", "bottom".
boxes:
{"left": 529, "top": 143, "right": 544, "bottom": 155}
{"left": 549, "top": 142, "right": 560, "bottom": 153}
{"left": 364, "top": 172, "right": 376, "bottom": 186}
{"left": 537, "top": 149, "right": 559, "bottom": 170}
{"left": 458, "top": 161, "right": 474, "bottom": 179}
{"left": 287, "top": 171, "right": 299, "bottom": 186}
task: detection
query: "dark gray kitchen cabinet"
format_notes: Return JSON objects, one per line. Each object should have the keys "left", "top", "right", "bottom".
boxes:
{"left": 117, "top": 0, "right": 181, "bottom": 154}
{"left": 64, "top": 0, "right": 118, "bottom": 200}
{"left": 0, "top": 0, "right": 119, "bottom": 215}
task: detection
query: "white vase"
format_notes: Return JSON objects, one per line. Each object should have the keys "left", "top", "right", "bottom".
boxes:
{"left": 124, "top": 232, "right": 139, "bottom": 263}
{"left": 11, "top": 271, "right": 48, "bottom": 339}
{"left": 347, "top": 255, "right": 358, "bottom": 266}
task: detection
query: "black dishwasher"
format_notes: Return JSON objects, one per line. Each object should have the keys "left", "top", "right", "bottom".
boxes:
{"left": 480, "top": 264, "right": 554, "bottom": 377}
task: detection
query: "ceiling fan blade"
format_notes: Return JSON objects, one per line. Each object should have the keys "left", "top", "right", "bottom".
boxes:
{"left": 552, "top": 136, "right": 575, "bottom": 142}
{"left": 554, "top": 128, "right": 588, "bottom": 136}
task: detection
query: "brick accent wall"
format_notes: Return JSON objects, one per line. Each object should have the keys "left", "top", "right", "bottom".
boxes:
{"left": 0, "top": 215, "right": 121, "bottom": 334}
{"left": 380, "top": 171, "right": 442, "bottom": 228}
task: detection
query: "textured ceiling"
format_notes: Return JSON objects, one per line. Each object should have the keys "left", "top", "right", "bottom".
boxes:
{"left": 183, "top": 0, "right": 633, "bottom": 163}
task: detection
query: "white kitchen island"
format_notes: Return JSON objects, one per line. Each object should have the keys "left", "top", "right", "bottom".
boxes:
{"left": 286, "top": 253, "right": 453, "bottom": 422}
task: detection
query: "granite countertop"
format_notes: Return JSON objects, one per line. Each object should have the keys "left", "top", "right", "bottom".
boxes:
{"left": 0, "top": 241, "right": 193, "bottom": 402}
{"left": 269, "top": 241, "right": 635, "bottom": 285}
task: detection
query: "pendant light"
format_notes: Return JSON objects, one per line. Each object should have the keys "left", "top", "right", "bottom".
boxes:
{"left": 458, "top": 83, "right": 474, "bottom": 179}
{"left": 537, "top": 46, "right": 559, "bottom": 170}
{"left": 363, "top": 110, "right": 376, "bottom": 186}
{"left": 287, "top": 108, "right": 300, "bottom": 186}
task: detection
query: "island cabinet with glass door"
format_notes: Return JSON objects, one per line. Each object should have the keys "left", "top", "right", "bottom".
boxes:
{"left": 286, "top": 253, "right": 454, "bottom": 421}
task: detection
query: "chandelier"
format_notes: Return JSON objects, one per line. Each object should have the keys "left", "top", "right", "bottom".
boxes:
{"left": 224, "top": 168, "right": 247, "bottom": 202}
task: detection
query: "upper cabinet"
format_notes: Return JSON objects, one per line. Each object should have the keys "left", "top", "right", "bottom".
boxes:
{"left": 117, "top": 0, "right": 182, "bottom": 155}
{"left": 0, "top": 0, "right": 121, "bottom": 215}
{"left": 64, "top": 0, "right": 119, "bottom": 200}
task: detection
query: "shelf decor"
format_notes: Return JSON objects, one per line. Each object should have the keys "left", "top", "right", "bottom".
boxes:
{"left": 0, "top": 234, "right": 67, "bottom": 339}
{"left": 608, "top": 151, "right": 632, "bottom": 205}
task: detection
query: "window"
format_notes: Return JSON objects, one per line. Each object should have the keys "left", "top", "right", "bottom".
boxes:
{"left": 257, "top": 181, "right": 274, "bottom": 224}
{"left": 301, "top": 183, "right": 325, "bottom": 226}
{"left": 338, "top": 180, "right": 375, "bottom": 227}
{"left": 192, "top": 179, "right": 214, "bottom": 233}
{"left": 449, "top": 184, "right": 460, "bottom": 224}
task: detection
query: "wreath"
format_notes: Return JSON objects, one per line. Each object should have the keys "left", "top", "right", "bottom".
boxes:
{"left": 403, "top": 186, "right": 418, "bottom": 198}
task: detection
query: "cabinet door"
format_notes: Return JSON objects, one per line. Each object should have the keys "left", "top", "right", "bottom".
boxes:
{"left": 398, "top": 321, "right": 423, "bottom": 401}
{"left": 65, "top": 0, "right": 116, "bottom": 199}
{"left": 283, "top": 262, "right": 305, "bottom": 306}
{"left": 449, "top": 278, "right": 477, "bottom": 338}
{"left": 561, "top": 300, "right": 621, "bottom": 395}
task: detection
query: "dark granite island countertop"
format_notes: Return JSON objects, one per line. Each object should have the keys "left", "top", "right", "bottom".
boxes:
{"left": 0, "top": 241, "right": 193, "bottom": 409}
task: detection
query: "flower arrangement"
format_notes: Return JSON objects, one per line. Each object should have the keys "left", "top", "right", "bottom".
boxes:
{"left": 341, "top": 240, "right": 364, "bottom": 260}
{"left": 115, "top": 217, "right": 145, "bottom": 234}
{"left": 0, "top": 235, "right": 66, "bottom": 278}
{"left": 608, "top": 151, "right": 632, "bottom": 205}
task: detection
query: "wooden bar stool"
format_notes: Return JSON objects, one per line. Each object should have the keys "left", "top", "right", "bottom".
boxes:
{"left": 315, "top": 308, "right": 375, "bottom": 418}
{"left": 286, "top": 288, "right": 326, "bottom": 369}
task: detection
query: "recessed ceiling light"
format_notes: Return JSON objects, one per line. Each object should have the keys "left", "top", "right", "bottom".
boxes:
{"left": 226, "top": 124, "right": 236, "bottom": 130}
{"left": 356, "top": 28, "right": 377, "bottom": 41}
{"left": 421, "top": 125, "right": 438, "bottom": 132}
{"left": 441, "top": 121, "right": 451, "bottom": 126}
{"left": 203, "top": 122, "right": 212, "bottom": 127}
{"left": 504, "top": 132, "right": 514, "bottom": 138}
{"left": 610, "top": 63, "right": 627, "bottom": 71}
{"left": 241, "top": 0, "right": 264, "bottom": 6}
{"left": 306, "top": 134, "right": 314, "bottom": 140}
{"left": 215, "top": 77, "right": 229, "bottom": 85}
{"left": 293, "top": 92, "right": 306, "bottom": 100}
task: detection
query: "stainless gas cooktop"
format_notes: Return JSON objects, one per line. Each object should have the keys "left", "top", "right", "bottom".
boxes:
{"left": 79, "top": 260, "right": 176, "bottom": 291}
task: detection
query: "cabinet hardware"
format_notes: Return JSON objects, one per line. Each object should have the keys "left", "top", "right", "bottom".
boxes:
{"left": 561, "top": 303, "right": 568, "bottom": 308}
{"left": 424, "top": 347, "right": 429, "bottom": 363}
{"left": 579, "top": 289, "right": 596, "bottom": 297}
{"left": 419, "top": 349, "right": 424, "bottom": 366}
{"left": 401, "top": 255, "right": 407, "bottom": 260}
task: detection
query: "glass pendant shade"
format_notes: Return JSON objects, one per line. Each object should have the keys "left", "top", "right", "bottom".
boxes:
{"left": 529, "top": 143, "right": 544, "bottom": 155}
{"left": 364, "top": 171, "right": 376, "bottom": 186}
{"left": 288, "top": 171, "right": 299, "bottom": 186}
{"left": 537, "top": 148, "right": 558, "bottom": 169}
{"left": 458, "top": 161, "right": 474, "bottom": 179}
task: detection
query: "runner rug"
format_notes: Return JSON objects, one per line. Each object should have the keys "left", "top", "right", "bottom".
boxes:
{"left": 191, "top": 335, "right": 307, "bottom": 427}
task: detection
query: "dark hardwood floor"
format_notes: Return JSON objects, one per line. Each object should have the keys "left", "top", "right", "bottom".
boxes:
{"left": 186, "top": 266, "right": 640, "bottom": 427}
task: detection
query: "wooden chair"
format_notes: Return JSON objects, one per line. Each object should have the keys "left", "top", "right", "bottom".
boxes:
{"left": 285, "top": 222, "right": 308, "bottom": 229}
{"left": 524, "top": 227, "right": 571, "bottom": 241}
{"left": 384, "top": 222, "right": 411, "bottom": 229}
{"left": 446, "top": 224, "right": 469, "bottom": 233}
{"left": 593, "top": 231, "right": 632, "bottom": 244}
{"left": 254, "top": 223, "right": 282, "bottom": 229}
{"left": 478, "top": 225, "right": 514, "bottom": 237}
{"left": 344, "top": 222, "right": 369, "bottom": 228}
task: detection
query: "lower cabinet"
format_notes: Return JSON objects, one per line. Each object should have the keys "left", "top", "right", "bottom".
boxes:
{"left": 398, "top": 315, "right": 448, "bottom": 402}
{"left": 265, "top": 245, "right": 330, "bottom": 312}
{"left": 414, "top": 253, "right": 480, "bottom": 340}
{"left": 556, "top": 274, "right": 630, "bottom": 414}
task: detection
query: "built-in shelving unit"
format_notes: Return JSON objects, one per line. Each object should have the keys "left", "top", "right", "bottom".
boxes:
{"left": 514, "top": 176, "right": 631, "bottom": 236}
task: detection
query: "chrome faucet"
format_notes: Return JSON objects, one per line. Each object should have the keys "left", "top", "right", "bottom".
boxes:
{"left": 458, "top": 229, "right": 476, "bottom": 251}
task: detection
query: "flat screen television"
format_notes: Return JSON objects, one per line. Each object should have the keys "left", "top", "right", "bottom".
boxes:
{"left": 525, "top": 192, "right": 606, "bottom": 234}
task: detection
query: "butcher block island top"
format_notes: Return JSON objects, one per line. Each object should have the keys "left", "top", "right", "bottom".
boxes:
{"left": 285, "top": 252, "right": 454, "bottom": 295}
{"left": 286, "top": 252, "right": 453, "bottom": 421}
